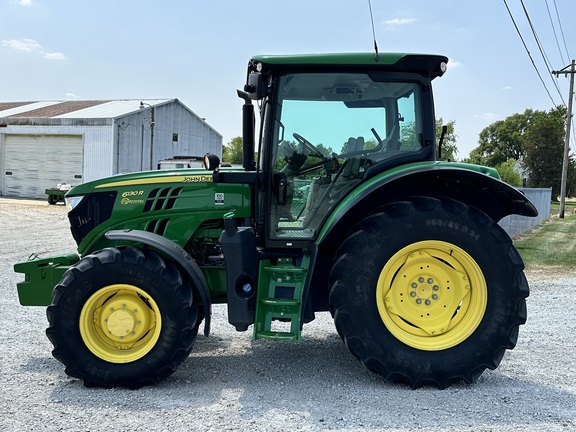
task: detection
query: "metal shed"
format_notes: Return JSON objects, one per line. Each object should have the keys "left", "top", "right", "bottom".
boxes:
{"left": 0, "top": 99, "right": 222, "bottom": 199}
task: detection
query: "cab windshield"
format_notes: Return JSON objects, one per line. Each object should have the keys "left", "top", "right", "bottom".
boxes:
{"left": 268, "top": 72, "right": 424, "bottom": 240}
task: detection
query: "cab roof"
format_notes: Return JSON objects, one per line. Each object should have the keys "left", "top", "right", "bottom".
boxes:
{"left": 250, "top": 52, "right": 449, "bottom": 79}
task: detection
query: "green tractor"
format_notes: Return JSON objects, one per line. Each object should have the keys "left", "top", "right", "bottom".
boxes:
{"left": 14, "top": 52, "right": 537, "bottom": 389}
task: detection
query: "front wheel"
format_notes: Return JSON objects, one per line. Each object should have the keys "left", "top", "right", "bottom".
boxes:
{"left": 329, "top": 197, "right": 529, "bottom": 389}
{"left": 46, "top": 246, "right": 199, "bottom": 388}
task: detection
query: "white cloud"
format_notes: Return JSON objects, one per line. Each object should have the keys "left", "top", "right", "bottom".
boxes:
{"left": 383, "top": 17, "right": 417, "bottom": 28}
{"left": 44, "top": 51, "right": 66, "bottom": 60}
{"left": 65, "top": 93, "right": 79, "bottom": 99}
{"left": 2, "top": 38, "right": 67, "bottom": 60}
{"left": 2, "top": 38, "right": 42, "bottom": 52}
{"left": 474, "top": 113, "right": 500, "bottom": 121}
{"left": 11, "top": 0, "right": 33, "bottom": 6}
{"left": 447, "top": 58, "right": 462, "bottom": 69}
{"left": 502, "top": 86, "right": 513, "bottom": 91}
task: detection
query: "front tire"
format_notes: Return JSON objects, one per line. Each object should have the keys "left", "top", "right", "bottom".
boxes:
{"left": 46, "top": 246, "right": 199, "bottom": 388}
{"left": 329, "top": 197, "right": 529, "bottom": 389}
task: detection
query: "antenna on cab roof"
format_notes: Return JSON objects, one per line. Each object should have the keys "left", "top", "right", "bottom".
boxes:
{"left": 368, "top": 0, "right": 379, "bottom": 62}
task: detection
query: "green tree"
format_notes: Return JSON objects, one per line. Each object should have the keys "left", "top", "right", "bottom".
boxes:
{"left": 435, "top": 118, "right": 458, "bottom": 161}
{"left": 222, "top": 136, "right": 243, "bottom": 164}
{"left": 567, "top": 157, "right": 576, "bottom": 197}
{"left": 523, "top": 108, "right": 566, "bottom": 198}
{"left": 399, "top": 118, "right": 458, "bottom": 160}
{"left": 467, "top": 109, "right": 546, "bottom": 167}
{"left": 494, "top": 159, "right": 523, "bottom": 187}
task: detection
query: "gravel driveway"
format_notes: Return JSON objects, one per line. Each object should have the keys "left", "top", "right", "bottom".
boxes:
{"left": 1, "top": 198, "right": 575, "bottom": 432}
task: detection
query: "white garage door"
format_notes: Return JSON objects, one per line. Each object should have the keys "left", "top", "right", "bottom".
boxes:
{"left": 3, "top": 134, "right": 83, "bottom": 199}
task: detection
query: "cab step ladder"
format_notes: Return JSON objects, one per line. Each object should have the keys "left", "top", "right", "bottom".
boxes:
{"left": 253, "top": 257, "right": 308, "bottom": 341}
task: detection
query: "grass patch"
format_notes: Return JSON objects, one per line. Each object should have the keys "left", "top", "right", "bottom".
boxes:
{"left": 513, "top": 213, "right": 576, "bottom": 268}
{"left": 550, "top": 200, "right": 576, "bottom": 216}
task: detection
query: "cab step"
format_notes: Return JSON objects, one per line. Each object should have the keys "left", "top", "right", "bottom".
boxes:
{"left": 253, "top": 257, "right": 308, "bottom": 341}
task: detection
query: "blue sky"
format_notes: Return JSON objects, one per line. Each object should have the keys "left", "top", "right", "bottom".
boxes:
{"left": 1, "top": 0, "right": 575, "bottom": 159}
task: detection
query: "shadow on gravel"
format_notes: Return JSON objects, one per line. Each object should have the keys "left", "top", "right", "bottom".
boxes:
{"left": 38, "top": 331, "right": 576, "bottom": 430}
{"left": 20, "top": 356, "right": 61, "bottom": 374}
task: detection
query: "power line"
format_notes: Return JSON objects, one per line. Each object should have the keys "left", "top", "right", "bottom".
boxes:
{"left": 553, "top": 0, "right": 571, "bottom": 61}
{"left": 519, "top": 0, "right": 565, "bottom": 105}
{"left": 502, "top": 0, "right": 559, "bottom": 107}
{"left": 545, "top": 0, "right": 566, "bottom": 65}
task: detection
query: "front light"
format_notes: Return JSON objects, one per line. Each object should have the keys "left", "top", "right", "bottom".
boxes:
{"left": 65, "top": 195, "right": 85, "bottom": 211}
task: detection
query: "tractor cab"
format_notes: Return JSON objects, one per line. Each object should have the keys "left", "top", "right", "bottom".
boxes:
{"left": 235, "top": 53, "right": 448, "bottom": 248}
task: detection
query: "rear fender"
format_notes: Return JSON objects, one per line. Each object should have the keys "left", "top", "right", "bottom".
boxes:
{"left": 105, "top": 229, "right": 212, "bottom": 336}
{"left": 318, "top": 164, "right": 538, "bottom": 247}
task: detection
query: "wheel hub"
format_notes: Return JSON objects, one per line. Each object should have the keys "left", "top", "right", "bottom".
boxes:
{"left": 95, "top": 292, "right": 156, "bottom": 347}
{"left": 384, "top": 251, "right": 470, "bottom": 336}
{"left": 377, "top": 241, "right": 487, "bottom": 351}
{"left": 80, "top": 285, "right": 161, "bottom": 362}
{"left": 411, "top": 277, "right": 439, "bottom": 304}
{"left": 106, "top": 309, "right": 135, "bottom": 337}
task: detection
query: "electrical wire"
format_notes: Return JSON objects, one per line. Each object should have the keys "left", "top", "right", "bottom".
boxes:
{"left": 502, "top": 0, "right": 559, "bottom": 107}
{"left": 519, "top": 0, "right": 565, "bottom": 105}
{"left": 553, "top": 0, "right": 571, "bottom": 62}
{"left": 545, "top": 0, "right": 566, "bottom": 65}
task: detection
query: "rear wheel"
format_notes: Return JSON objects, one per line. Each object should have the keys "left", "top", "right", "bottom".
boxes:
{"left": 46, "top": 246, "right": 199, "bottom": 388}
{"left": 329, "top": 197, "right": 529, "bottom": 389}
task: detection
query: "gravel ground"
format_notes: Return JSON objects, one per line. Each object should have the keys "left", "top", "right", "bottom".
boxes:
{"left": 1, "top": 197, "right": 575, "bottom": 432}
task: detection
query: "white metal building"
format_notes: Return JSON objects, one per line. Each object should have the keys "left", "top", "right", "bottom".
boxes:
{"left": 0, "top": 99, "right": 222, "bottom": 199}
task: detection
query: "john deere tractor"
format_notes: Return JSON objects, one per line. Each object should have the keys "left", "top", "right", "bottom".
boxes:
{"left": 14, "top": 52, "right": 537, "bottom": 389}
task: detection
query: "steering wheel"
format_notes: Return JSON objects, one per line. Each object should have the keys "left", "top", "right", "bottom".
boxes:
{"left": 293, "top": 133, "right": 326, "bottom": 159}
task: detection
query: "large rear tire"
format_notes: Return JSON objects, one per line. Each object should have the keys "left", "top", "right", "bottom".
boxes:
{"left": 46, "top": 246, "right": 199, "bottom": 388}
{"left": 329, "top": 197, "right": 529, "bottom": 389}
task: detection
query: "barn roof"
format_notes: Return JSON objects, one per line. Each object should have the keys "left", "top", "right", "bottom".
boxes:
{"left": 0, "top": 99, "right": 174, "bottom": 119}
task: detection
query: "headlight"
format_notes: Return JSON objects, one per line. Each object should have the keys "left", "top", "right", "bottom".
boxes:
{"left": 65, "top": 195, "right": 85, "bottom": 211}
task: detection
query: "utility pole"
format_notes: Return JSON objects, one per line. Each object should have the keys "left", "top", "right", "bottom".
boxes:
{"left": 552, "top": 60, "right": 575, "bottom": 219}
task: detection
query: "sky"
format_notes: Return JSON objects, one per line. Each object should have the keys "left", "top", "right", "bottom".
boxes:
{"left": 1, "top": 0, "right": 575, "bottom": 159}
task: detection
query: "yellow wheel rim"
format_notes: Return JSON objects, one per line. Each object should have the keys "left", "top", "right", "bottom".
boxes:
{"left": 376, "top": 240, "right": 487, "bottom": 351}
{"left": 79, "top": 284, "right": 162, "bottom": 363}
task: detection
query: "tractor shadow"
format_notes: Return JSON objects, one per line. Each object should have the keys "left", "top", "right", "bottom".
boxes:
{"left": 26, "top": 326, "right": 576, "bottom": 431}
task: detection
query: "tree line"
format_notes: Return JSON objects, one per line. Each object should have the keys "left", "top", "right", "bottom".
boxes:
{"left": 463, "top": 106, "right": 575, "bottom": 198}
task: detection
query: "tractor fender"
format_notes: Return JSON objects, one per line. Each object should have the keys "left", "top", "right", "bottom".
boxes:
{"left": 318, "top": 164, "right": 538, "bottom": 246}
{"left": 105, "top": 229, "right": 211, "bottom": 336}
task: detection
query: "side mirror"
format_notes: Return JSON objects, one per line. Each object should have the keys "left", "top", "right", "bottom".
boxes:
{"left": 244, "top": 72, "right": 265, "bottom": 100}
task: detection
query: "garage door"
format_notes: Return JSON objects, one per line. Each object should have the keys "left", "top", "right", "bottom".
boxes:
{"left": 2, "top": 134, "right": 83, "bottom": 199}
